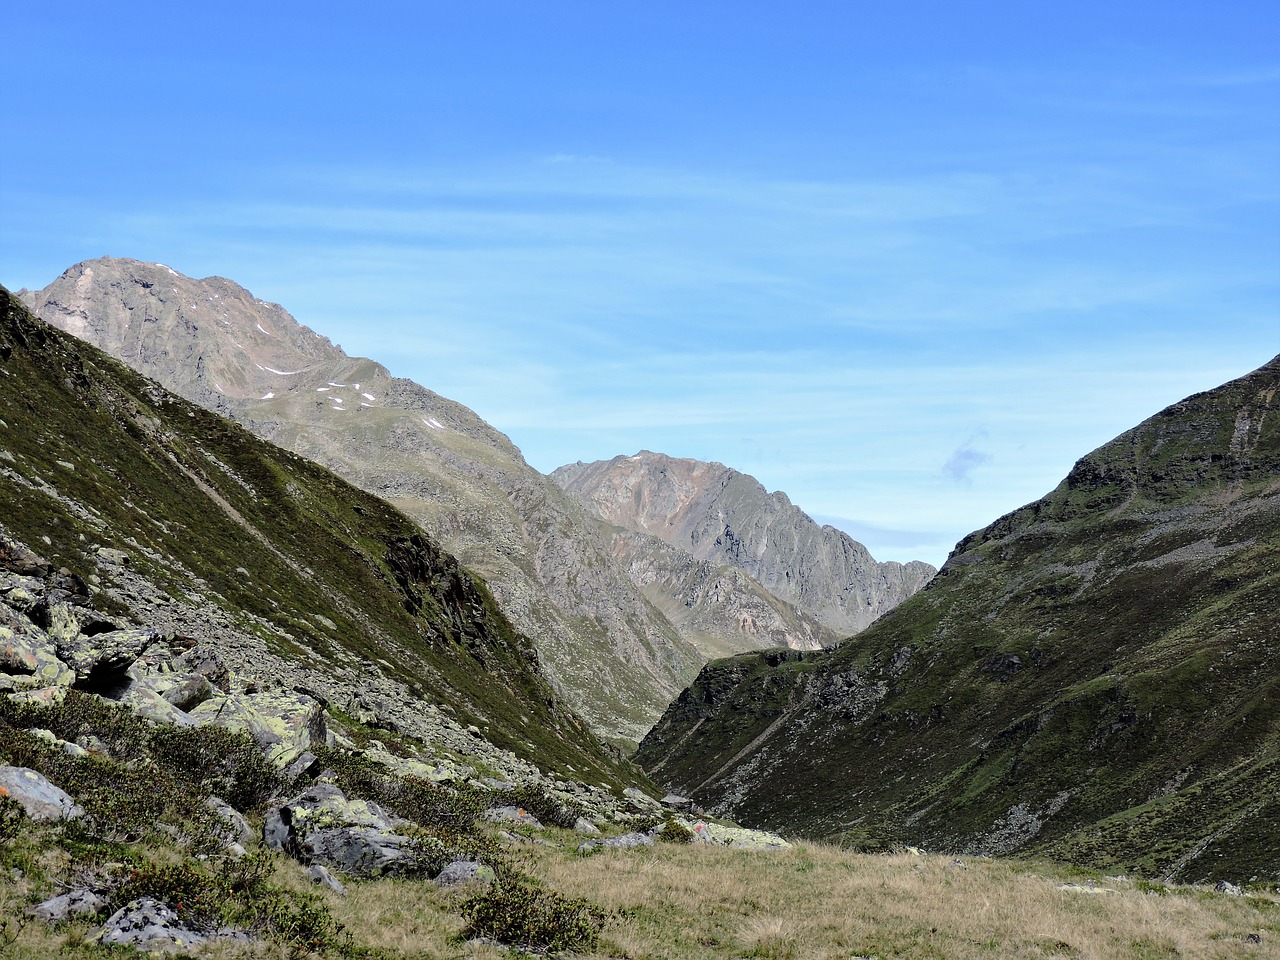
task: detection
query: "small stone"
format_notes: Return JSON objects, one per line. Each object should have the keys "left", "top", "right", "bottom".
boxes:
{"left": 435, "top": 860, "right": 495, "bottom": 888}
{"left": 305, "top": 864, "right": 348, "bottom": 895}
{"left": 573, "top": 817, "right": 601, "bottom": 835}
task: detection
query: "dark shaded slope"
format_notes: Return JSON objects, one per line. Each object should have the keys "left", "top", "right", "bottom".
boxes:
{"left": 0, "top": 285, "right": 629, "bottom": 785}
{"left": 637, "top": 356, "right": 1280, "bottom": 881}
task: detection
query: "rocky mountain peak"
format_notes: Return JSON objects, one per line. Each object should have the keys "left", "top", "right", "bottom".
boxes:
{"left": 552, "top": 451, "right": 936, "bottom": 637}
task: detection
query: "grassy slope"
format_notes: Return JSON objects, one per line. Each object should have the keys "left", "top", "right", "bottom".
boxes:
{"left": 638, "top": 356, "right": 1280, "bottom": 882}
{"left": 0, "top": 284, "right": 632, "bottom": 787}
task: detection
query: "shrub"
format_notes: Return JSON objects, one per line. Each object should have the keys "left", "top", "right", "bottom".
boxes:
{"left": 461, "top": 873, "right": 608, "bottom": 953}
{"left": 148, "top": 724, "right": 282, "bottom": 812}
{"left": 488, "top": 783, "right": 580, "bottom": 829}
{"left": 656, "top": 816, "right": 696, "bottom": 844}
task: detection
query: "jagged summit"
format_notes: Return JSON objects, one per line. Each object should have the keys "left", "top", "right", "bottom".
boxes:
{"left": 552, "top": 450, "right": 936, "bottom": 637}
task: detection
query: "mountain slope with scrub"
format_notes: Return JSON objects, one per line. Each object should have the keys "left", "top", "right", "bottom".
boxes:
{"left": 20, "top": 259, "right": 702, "bottom": 748}
{"left": 0, "top": 282, "right": 630, "bottom": 786}
{"left": 637, "top": 355, "right": 1280, "bottom": 883}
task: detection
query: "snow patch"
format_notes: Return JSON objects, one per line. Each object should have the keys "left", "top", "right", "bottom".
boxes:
{"left": 361, "top": 393, "right": 375, "bottom": 401}
{"left": 316, "top": 387, "right": 331, "bottom": 392}
{"left": 256, "top": 323, "right": 270, "bottom": 335}
{"left": 214, "top": 383, "right": 225, "bottom": 394}
{"left": 423, "top": 418, "right": 445, "bottom": 430}
{"left": 360, "top": 402, "right": 374, "bottom": 408}
{"left": 261, "top": 392, "right": 275, "bottom": 400}
{"left": 328, "top": 382, "right": 347, "bottom": 387}
{"left": 157, "top": 264, "right": 178, "bottom": 276}
{"left": 256, "top": 365, "right": 303, "bottom": 376}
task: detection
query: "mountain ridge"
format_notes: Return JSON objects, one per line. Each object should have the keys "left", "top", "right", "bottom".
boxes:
{"left": 636, "top": 354, "right": 1280, "bottom": 882}
{"left": 552, "top": 450, "right": 935, "bottom": 637}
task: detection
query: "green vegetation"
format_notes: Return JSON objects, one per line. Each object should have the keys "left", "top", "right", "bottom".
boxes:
{"left": 638, "top": 354, "right": 1280, "bottom": 883}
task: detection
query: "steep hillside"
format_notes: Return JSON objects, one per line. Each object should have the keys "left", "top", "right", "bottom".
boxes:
{"left": 0, "top": 282, "right": 633, "bottom": 787}
{"left": 21, "top": 258, "right": 700, "bottom": 748}
{"left": 636, "top": 357, "right": 1280, "bottom": 882}
{"left": 552, "top": 451, "right": 935, "bottom": 636}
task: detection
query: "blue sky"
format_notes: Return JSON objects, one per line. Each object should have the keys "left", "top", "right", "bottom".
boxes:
{"left": 3, "top": 1, "right": 1277, "bottom": 567}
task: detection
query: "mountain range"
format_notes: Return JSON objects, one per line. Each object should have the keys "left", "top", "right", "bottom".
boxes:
{"left": 19, "top": 258, "right": 932, "bottom": 748}
{"left": 636, "top": 353, "right": 1280, "bottom": 882}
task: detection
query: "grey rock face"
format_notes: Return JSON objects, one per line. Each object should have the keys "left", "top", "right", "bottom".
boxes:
{"left": 24, "top": 258, "right": 700, "bottom": 747}
{"left": 553, "top": 452, "right": 935, "bottom": 637}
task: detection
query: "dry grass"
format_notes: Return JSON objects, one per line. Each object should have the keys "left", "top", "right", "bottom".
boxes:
{"left": 525, "top": 840, "right": 1280, "bottom": 960}
{"left": 4, "top": 837, "right": 1277, "bottom": 958}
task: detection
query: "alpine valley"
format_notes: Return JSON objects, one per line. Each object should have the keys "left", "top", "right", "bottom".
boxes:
{"left": 2, "top": 256, "right": 1278, "bottom": 958}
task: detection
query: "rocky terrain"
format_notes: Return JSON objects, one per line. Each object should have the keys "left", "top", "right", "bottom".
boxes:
{"left": 553, "top": 451, "right": 936, "bottom": 636}
{"left": 637, "top": 356, "right": 1280, "bottom": 883}
{"left": 20, "top": 259, "right": 703, "bottom": 748}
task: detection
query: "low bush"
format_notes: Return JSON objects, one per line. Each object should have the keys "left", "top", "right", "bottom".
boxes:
{"left": 461, "top": 872, "right": 608, "bottom": 953}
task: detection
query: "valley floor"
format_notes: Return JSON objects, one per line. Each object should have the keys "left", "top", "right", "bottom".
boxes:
{"left": 4, "top": 833, "right": 1276, "bottom": 959}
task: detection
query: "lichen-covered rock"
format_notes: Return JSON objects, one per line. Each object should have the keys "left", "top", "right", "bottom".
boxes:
{"left": 116, "top": 681, "right": 198, "bottom": 726}
{"left": 0, "top": 766, "right": 83, "bottom": 821}
{"left": 160, "top": 674, "right": 217, "bottom": 711}
{"left": 263, "top": 783, "right": 428, "bottom": 878}
{"left": 435, "top": 859, "right": 495, "bottom": 888}
{"left": 96, "top": 897, "right": 210, "bottom": 952}
{"left": 686, "top": 819, "right": 791, "bottom": 850}
{"left": 32, "top": 888, "right": 105, "bottom": 923}
{"left": 189, "top": 690, "right": 325, "bottom": 767}
{"left": 55, "top": 627, "right": 155, "bottom": 684}
{"left": 0, "top": 620, "right": 73, "bottom": 690}
{"left": 623, "top": 786, "right": 662, "bottom": 814}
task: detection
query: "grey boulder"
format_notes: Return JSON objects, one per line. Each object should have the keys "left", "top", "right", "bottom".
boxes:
{"left": 0, "top": 766, "right": 83, "bottom": 821}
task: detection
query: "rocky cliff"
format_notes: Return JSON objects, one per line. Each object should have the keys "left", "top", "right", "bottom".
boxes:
{"left": 636, "top": 356, "right": 1280, "bottom": 883}
{"left": 552, "top": 451, "right": 935, "bottom": 637}
{"left": 21, "top": 259, "right": 700, "bottom": 748}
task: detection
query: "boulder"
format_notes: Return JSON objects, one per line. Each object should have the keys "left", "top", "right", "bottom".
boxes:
{"left": 263, "top": 784, "right": 427, "bottom": 878}
{"left": 56, "top": 628, "right": 156, "bottom": 685}
{"left": 32, "top": 888, "right": 105, "bottom": 923}
{"left": 96, "top": 897, "right": 210, "bottom": 952}
{"left": 685, "top": 820, "right": 791, "bottom": 851}
{"left": 623, "top": 786, "right": 662, "bottom": 814}
{"left": 0, "top": 766, "right": 83, "bottom": 821}
{"left": 435, "top": 860, "right": 495, "bottom": 888}
{"left": 189, "top": 690, "right": 325, "bottom": 767}
{"left": 0, "top": 621, "right": 73, "bottom": 690}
